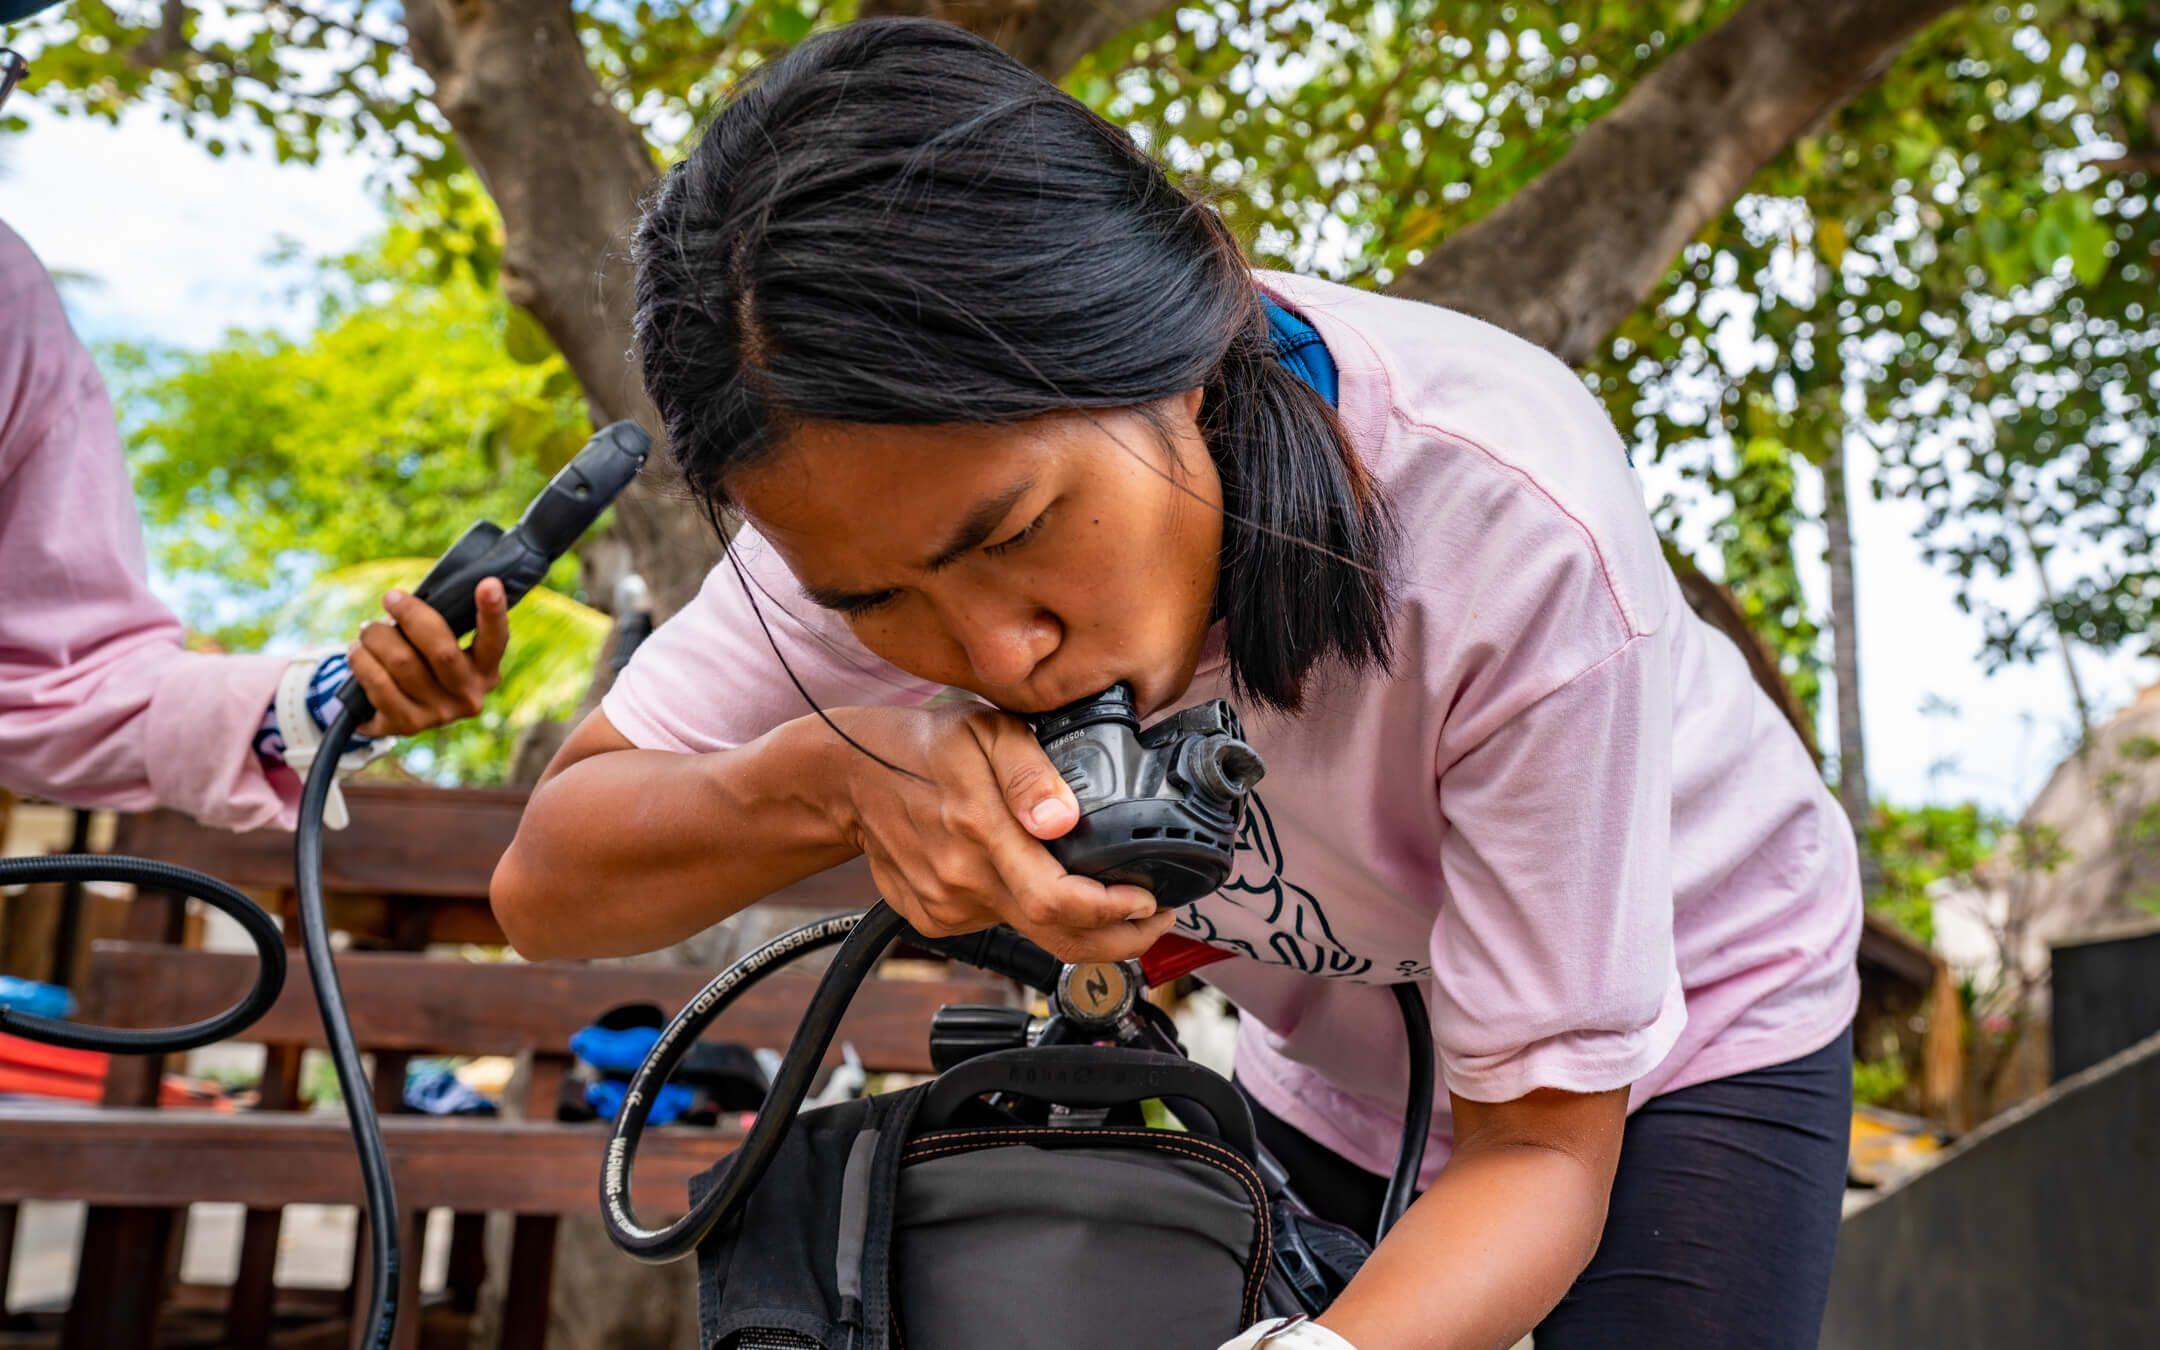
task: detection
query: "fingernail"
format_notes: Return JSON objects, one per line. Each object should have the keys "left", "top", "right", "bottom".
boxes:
{"left": 385, "top": 589, "right": 407, "bottom": 605}
{"left": 1029, "top": 799, "right": 1066, "bottom": 831}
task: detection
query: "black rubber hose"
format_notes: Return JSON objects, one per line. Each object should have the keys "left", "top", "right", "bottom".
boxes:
{"left": 0, "top": 853, "right": 286, "bottom": 1053}
{"left": 602, "top": 904, "right": 908, "bottom": 1263}
{"left": 294, "top": 701, "right": 400, "bottom": 1350}
{"left": 1378, "top": 981, "right": 1434, "bottom": 1239}
{"left": 915, "top": 924, "right": 1061, "bottom": 995}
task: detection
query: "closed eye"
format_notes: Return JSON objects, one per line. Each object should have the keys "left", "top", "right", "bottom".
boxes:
{"left": 828, "top": 590, "right": 900, "bottom": 618}
{"left": 984, "top": 507, "right": 1051, "bottom": 557}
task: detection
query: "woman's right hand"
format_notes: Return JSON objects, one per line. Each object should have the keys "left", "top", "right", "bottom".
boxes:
{"left": 823, "top": 703, "right": 1179, "bottom": 964}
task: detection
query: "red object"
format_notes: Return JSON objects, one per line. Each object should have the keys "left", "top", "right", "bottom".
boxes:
{"left": 0, "top": 1031, "right": 231, "bottom": 1109}
{"left": 0, "top": 1031, "right": 106, "bottom": 1079}
{"left": 0, "top": 1063, "right": 104, "bottom": 1101}
{"left": 1140, "top": 934, "right": 1233, "bottom": 988}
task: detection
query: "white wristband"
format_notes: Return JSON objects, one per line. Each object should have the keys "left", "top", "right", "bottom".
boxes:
{"left": 1219, "top": 1316, "right": 1359, "bottom": 1350}
{"left": 273, "top": 654, "right": 391, "bottom": 830}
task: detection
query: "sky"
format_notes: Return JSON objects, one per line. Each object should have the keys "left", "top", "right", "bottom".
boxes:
{"left": 2, "top": 103, "right": 2152, "bottom": 816}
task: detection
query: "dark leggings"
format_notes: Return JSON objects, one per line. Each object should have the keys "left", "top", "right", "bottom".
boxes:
{"left": 1249, "top": 1027, "right": 1852, "bottom": 1347}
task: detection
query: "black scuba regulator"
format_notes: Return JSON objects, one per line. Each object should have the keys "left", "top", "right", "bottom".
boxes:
{"left": 1029, "top": 682, "right": 1264, "bottom": 908}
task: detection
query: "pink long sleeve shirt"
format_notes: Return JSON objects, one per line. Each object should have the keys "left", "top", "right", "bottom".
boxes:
{"left": 0, "top": 220, "right": 296, "bottom": 831}
{"left": 601, "top": 272, "right": 1863, "bottom": 1178}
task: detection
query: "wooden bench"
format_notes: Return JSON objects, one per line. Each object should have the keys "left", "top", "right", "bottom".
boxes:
{"left": 0, "top": 940, "right": 1010, "bottom": 1348}
{"left": 0, "top": 783, "right": 999, "bottom": 1349}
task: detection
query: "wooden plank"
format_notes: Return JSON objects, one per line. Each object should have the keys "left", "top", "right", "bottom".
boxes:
{"left": 80, "top": 944, "right": 1013, "bottom": 1071}
{"left": 110, "top": 784, "right": 530, "bottom": 901}
{"left": 323, "top": 894, "right": 508, "bottom": 948}
{"left": 65, "top": 891, "right": 187, "bottom": 1349}
{"left": 0, "top": 1202, "right": 15, "bottom": 1318}
{"left": 445, "top": 1213, "right": 488, "bottom": 1314}
{"left": 500, "top": 1216, "right": 559, "bottom": 1349}
{"left": 59, "top": 1206, "right": 173, "bottom": 1350}
{"left": 0, "top": 1111, "right": 731, "bottom": 1217}
{"left": 227, "top": 931, "right": 308, "bottom": 1349}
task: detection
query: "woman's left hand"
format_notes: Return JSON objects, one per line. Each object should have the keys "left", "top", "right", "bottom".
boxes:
{"left": 346, "top": 579, "right": 511, "bottom": 737}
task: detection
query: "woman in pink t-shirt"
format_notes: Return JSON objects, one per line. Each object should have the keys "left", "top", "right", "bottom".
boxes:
{"left": 495, "top": 20, "right": 1860, "bottom": 1349}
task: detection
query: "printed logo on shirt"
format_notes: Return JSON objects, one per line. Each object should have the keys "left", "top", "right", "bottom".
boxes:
{"left": 1176, "top": 790, "right": 1376, "bottom": 980}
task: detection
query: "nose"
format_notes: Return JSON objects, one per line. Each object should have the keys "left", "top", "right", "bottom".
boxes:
{"left": 941, "top": 595, "right": 1060, "bottom": 690}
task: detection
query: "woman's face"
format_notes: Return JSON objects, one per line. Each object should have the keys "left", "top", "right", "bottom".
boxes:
{"left": 729, "top": 390, "right": 1222, "bottom": 718}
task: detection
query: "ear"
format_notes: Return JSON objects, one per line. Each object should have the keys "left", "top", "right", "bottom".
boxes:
{"left": 1179, "top": 385, "right": 1205, "bottom": 422}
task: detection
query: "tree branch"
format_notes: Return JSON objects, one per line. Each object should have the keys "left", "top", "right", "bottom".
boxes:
{"left": 266, "top": 0, "right": 403, "bottom": 55}
{"left": 858, "top": 0, "right": 1183, "bottom": 79}
{"left": 129, "top": 0, "right": 189, "bottom": 67}
{"left": 1394, "top": 0, "right": 1967, "bottom": 366}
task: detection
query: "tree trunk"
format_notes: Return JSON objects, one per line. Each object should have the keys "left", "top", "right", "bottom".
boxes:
{"left": 405, "top": 0, "right": 1960, "bottom": 626}
{"left": 2015, "top": 507, "right": 2097, "bottom": 758}
{"left": 1823, "top": 423, "right": 1875, "bottom": 853}
{"left": 1392, "top": 0, "right": 1965, "bottom": 365}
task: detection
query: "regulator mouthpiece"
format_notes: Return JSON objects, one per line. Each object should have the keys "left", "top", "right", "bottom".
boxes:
{"left": 1031, "top": 683, "right": 1265, "bottom": 908}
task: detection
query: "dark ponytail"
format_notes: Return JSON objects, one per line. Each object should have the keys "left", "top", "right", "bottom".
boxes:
{"left": 634, "top": 17, "right": 1395, "bottom": 713}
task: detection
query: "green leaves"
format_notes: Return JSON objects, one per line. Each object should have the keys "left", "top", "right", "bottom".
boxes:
{"left": 770, "top": 4, "right": 815, "bottom": 44}
{"left": 1592, "top": 0, "right": 2158, "bottom": 690}
{"left": 503, "top": 306, "right": 556, "bottom": 365}
{"left": 1866, "top": 800, "right": 2004, "bottom": 945}
{"left": 111, "top": 231, "right": 596, "bottom": 699}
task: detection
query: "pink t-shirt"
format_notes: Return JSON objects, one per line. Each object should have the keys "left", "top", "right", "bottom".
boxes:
{"left": 0, "top": 220, "right": 296, "bottom": 830}
{"left": 603, "top": 271, "right": 1862, "bottom": 1179}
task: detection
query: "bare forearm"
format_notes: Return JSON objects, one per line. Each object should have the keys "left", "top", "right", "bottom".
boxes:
{"left": 1316, "top": 1140, "right": 1610, "bottom": 1350}
{"left": 491, "top": 716, "right": 857, "bottom": 960}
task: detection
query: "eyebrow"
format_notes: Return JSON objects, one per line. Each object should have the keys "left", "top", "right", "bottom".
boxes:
{"left": 799, "top": 475, "right": 1038, "bottom": 613}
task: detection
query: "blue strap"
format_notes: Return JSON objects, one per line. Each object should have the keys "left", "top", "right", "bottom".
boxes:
{"left": 1262, "top": 295, "right": 1339, "bottom": 409}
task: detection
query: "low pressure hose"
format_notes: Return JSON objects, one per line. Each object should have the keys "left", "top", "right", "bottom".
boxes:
{"left": 597, "top": 902, "right": 1074, "bottom": 1265}
{"left": 1377, "top": 982, "right": 1434, "bottom": 1239}
{"left": 0, "top": 853, "right": 286, "bottom": 1053}
{"left": 0, "top": 422, "right": 649, "bottom": 1350}
{"left": 601, "top": 904, "right": 907, "bottom": 1262}
{"left": 294, "top": 699, "right": 400, "bottom": 1349}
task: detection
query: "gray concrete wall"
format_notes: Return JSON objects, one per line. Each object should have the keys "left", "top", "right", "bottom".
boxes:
{"left": 1821, "top": 1031, "right": 2160, "bottom": 1348}
{"left": 2053, "top": 923, "right": 2160, "bottom": 1080}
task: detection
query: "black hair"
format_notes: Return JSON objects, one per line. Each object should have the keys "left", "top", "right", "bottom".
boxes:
{"left": 633, "top": 17, "right": 1394, "bottom": 714}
